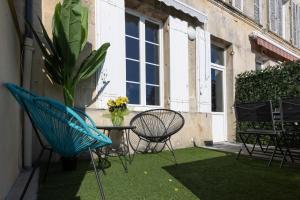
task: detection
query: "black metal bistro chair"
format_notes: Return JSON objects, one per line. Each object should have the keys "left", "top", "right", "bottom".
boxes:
{"left": 279, "top": 97, "right": 300, "bottom": 167}
{"left": 234, "top": 101, "right": 284, "bottom": 166}
{"left": 129, "top": 109, "right": 185, "bottom": 164}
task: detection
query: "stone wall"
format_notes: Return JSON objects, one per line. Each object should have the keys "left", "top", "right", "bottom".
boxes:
{"left": 30, "top": 0, "right": 300, "bottom": 156}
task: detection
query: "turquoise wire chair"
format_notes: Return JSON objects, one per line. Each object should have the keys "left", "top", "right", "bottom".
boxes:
{"left": 5, "top": 83, "right": 111, "bottom": 200}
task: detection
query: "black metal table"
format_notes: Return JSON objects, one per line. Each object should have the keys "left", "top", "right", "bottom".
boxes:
{"left": 96, "top": 126, "right": 135, "bottom": 172}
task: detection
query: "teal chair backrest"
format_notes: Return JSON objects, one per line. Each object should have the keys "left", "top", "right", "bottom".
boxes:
{"left": 5, "top": 83, "right": 111, "bottom": 157}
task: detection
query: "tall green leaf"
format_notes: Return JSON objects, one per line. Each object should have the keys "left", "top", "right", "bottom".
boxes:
{"left": 73, "top": 43, "right": 110, "bottom": 83}
{"left": 29, "top": 0, "right": 110, "bottom": 106}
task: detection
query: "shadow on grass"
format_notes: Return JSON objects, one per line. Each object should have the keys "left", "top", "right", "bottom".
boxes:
{"left": 39, "top": 160, "right": 92, "bottom": 200}
{"left": 163, "top": 154, "right": 300, "bottom": 200}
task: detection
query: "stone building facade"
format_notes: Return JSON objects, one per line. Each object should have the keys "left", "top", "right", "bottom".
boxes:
{"left": 1, "top": 0, "right": 300, "bottom": 197}
{"left": 31, "top": 0, "right": 300, "bottom": 152}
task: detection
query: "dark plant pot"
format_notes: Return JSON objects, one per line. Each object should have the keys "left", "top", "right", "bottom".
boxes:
{"left": 204, "top": 140, "right": 213, "bottom": 147}
{"left": 61, "top": 156, "right": 78, "bottom": 171}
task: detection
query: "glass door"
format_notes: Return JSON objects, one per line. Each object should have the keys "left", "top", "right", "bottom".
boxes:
{"left": 211, "top": 44, "right": 227, "bottom": 142}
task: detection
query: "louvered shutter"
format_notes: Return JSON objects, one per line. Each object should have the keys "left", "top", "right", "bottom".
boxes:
{"left": 254, "top": 0, "right": 260, "bottom": 23}
{"left": 234, "top": 0, "right": 243, "bottom": 11}
{"left": 277, "top": 0, "right": 283, "bottom": 36}
{"left": 291, "top": 1, "right": 300, "bottom": 48}
{"left": 95, "top": 0, "right": 126, "bottom": 108}
{"left": 269, "top": 0, "right": 283, "bottom": 36}
{"left": 297, "top": 4, "right": 300, "bottom": 48}
{"left": 292, "top": 1, "right": 296, "bottom": 46}
{"left": 298, "top": 4, "right": 300, "bottom": 48}
{"left": 269, "top": 0, "right": 276, "bottom": 32}
{"left": 196, "top": 27, "right": 211, "bottom": 113}
{"left": 168, "top": 16, "right": 189, "bottom": 112}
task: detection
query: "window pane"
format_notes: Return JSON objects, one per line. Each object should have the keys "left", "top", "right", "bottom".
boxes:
{"left": 211, "top": 69, "right": 223, "bottom": 112}
{"left": 146, "top": 43, "right": 159, "bottom": 64}
{"left": 146, "top": 64, "right": 159, "bottom": 85}
{"left": 126, "top": 37, "right": 139, "bottom": 60}
{"left": 211, "top": 45, "right": 224, "bottom": 66}
{"left": 125, "top": 13, "right": 139, "bottom": 38}
{"left": 146, "top": 85, "right": 160, "bottom": 105}
{"left": 126, "top": 82, "right": 140, "bottom": 104}
{"left": 126, "top": 59, "right": 140, "bottom": 82}
{"left": 145, "top": 21, "right": 159, "bottom": 43}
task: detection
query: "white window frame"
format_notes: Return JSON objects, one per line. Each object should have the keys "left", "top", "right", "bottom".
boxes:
{"left": 232, "top": 0, "right": 244, "bottom": 12}
{"left": 210, "top": 48, "right": 227, "bottom": 115}
{"left": 125, "top": 9, "right": 164, "bottom": 111}
{"left": 210, "top": 43, "right": 228, "bottom": 141}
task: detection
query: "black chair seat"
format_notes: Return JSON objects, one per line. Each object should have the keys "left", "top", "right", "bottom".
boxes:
{"left": 129, "top": 109, "right": 184, "bottom": 163}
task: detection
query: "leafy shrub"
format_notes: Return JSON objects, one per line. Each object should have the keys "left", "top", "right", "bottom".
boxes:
{"left": 235, "top": 60, "right": 300, "bottom": 106}
{"left": 235, "top": 60, "right": 300, "bottom": 143}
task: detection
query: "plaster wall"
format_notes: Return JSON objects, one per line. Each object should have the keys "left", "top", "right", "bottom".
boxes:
{"left": 0, "top": 1, "right": 22, "bottom": 198}
{"left": 179, "top": 0, "right": 300, "bottom": 142}
{"left": 86, "top": 109, "right": 212, "bottom": 150}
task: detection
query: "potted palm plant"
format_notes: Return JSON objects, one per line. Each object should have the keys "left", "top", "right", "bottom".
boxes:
{"left": 28, "top": 0, "right": 110, "bottom": 170}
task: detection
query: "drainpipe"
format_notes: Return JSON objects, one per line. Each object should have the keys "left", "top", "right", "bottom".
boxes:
{"left": 23, "top": 0, "right": 34, "bottom": 168}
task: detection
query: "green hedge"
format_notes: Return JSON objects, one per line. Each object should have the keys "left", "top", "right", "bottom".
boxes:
{"left": 235, "top": 60, "right": 300, "bottom": 106}
{"left": 235, "top": 60, "right": 300, "bottom": 143}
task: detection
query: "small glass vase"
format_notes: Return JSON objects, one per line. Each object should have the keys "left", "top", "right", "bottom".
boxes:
{"left": 111, "top": 115, "right": 124, "bottom": 127}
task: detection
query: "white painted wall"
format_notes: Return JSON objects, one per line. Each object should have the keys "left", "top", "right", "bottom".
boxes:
{"left": 0, "top": 1, "right": 22, "bottom": 199}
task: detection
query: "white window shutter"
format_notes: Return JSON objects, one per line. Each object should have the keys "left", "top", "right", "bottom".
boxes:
{"left": 269, "top": 0, "right": 283, "bottom": 36}
{"left": 298, "top": 5, "right": 300, "bottom": 48}
{"left": 277, "top": 0, "right": 283, "bottom": 36}
{"left": 254, "top": 0, "right": 261, "bottom": 24}
{"left": 269, "top": 0, "right": 276, "bottom": 32}
{"left": 95, "top": 0, "right": 126, "bottom": 108}
{"left": 168, "top": 16, "right": 189, "bottom": 112}
{"left": 294, "top": 2, "right": 300, "bottom": 48}
{"left": 291, "top": 1, "right": 296, "bottom": 46}
{"left": 196, "top": 28, "right": 211, "bottom": 113}
{"left": 233, "top": 0, "right": 243, "bottom": 11}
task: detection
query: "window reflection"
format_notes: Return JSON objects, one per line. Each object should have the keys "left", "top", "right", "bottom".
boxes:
{"left": 126, "top": 60, "right": 140, "bottom": 82}
{"left": 146, "top": 64, "right": 159, "bottom": 85}
{"left": 125, "top": 13, "right": 161, "bottom": 106}
{"left": 211, "top": 44, "right": 224, "bottom": 66}
{"left": 125, "top": 13, "right": 139, "bottom": 38}
{"left": 211, "top": 69, "right": 223, "bottom": 112}
{"left": 126, "top": 82, "right": 140, "bottom": 104}
{"left": 146, "top": 21, "right": 159, "bottom": 43}
{"left": 126, "top": 37, "right": 140, "bottom": 60}
{"left": 146, "top": 85, "right": 160, "bottom": 105}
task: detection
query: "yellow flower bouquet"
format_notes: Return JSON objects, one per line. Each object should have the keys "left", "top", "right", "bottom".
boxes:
{"left": 107, "top": 96, "right": 129, "bottom": 126}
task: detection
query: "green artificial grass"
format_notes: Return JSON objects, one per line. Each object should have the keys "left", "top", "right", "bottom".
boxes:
{"left": 39, "top": 148, "right": 300, "bottom": 200}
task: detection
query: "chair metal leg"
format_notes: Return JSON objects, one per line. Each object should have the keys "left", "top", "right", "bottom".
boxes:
{"left": 282, "top": 134, "right": 295, "bottom": 164}
{"left": 249, "top": 135, "right": 259, "bottom": 155}
{"left": 89, "top": 148, "right": 105, "bottom": 200}
{"left": 130, "top": 138, "right": 141, "bottom": 164}
{"left": 165, "top": 139, "right": 177, "bottom": 164}
{"left": 117, "top": 154, "right": 128, "bottom": 173}
{"left": 43, "top": 149, "right": 53, "bottom": 182}
{"left": 280, "top": 149, "right": 288, "bottom": 168}
{"left": 144, "top": 141, "right": 151, "bottom": 153}
{"left": 236, "top": 133, "right": 251, "bottom": 160}
{"left": 268, "top": 136, "right": 279, "bottom": 167}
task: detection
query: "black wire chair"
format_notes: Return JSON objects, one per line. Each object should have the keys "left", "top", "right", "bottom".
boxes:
{"left": 279, "top": 97, "right": 300, "bottom": 167}
{"left": 129, "top": 109, "right": 185, "bottom": 164}
{"left": 234, "top": 101, "right": 285, "bottom": 166}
